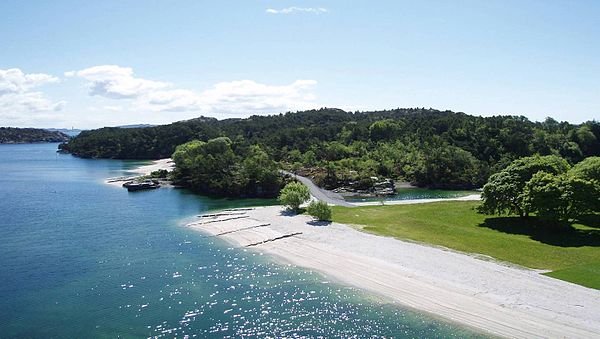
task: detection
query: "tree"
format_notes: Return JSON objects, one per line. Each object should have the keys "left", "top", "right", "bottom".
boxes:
{"left": 569, "top": 157, "right": 600, "bottom": 182}
{"left": 412, "top": 145, "right": 483, "bottom": 189}
{"left": 278, "top": 182, "right": 310, "bottom": 212}
{"left": 242, "top": 145, "right": 281, "bottom": 196}
{"left": 524, "top": 172, "right": 600, "bottom": 222}
{"left": 306, "top": 200, "right": 332, "bottom": 221}
{"left": 171, "top": 138, "right": 281, "bottom": 197}
{"left": 369, "top": 119, "right": 404, "bottom": 142}
{"left": 479, "top": 155, "right": 570, "bottom": 217}
{"left": 574, "top": 126, "right": 599, "bottom": 157}
{"left": 172, "top": 140, "right": 205, "bottom": 173}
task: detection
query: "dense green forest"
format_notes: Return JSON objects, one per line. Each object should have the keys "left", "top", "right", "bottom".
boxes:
{"left": 0, "top": 127, "right": 70, "bottom": 144}
{"left": 171, "top": 137, "right": 282, "bottom": 198}
{"left": 61, "top": 108, "right": 600, "bottom": 194}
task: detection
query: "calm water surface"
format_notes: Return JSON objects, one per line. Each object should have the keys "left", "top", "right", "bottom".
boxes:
{"left": 0, "top": 143, "right": 488, "bottom": 338}
{"left": 345, "top": 188, "right": 477, "bottom": 203}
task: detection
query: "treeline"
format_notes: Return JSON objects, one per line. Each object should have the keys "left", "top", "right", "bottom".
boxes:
{"left": 60, "top": 108, "right": 600, "bottom": 192}
{"left": 0, "top": 127, "right": 70, "bottom": 144}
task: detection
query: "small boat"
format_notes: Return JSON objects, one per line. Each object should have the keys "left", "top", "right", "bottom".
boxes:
{"left": 122, "top": 179, "right": 160, "bottom": 192}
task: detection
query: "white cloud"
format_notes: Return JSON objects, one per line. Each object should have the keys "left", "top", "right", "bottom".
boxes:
{"left": 0, "top": 91, "right": 64, "bottom": 112}
{"left": 0, "top": 68, "right": 59, "bottom": 95}
{"left": 0, "top": 68, "right": 65, "bottom": 125}
{"left": 200, "top": 79, "right": 318, "bottom": 114}
{"left": 66, "top": 65, "right": 170, "bottom": 99}
{"left": 70, "top": 65, "right": 319, "bottom": 115}
{"left": 266, "top": 7, "right": 328, "bottom": 14}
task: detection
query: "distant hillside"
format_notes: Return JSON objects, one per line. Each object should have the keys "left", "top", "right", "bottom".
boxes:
{"left": 116, "top": 124, "right": 156, "bottom": 129}
{"left": 0, "top": 127, "right": 71, "bottom": 144}
{"left": 45, "top": 128, "right": 82, "bottom": 137}
{"left": 58, "top": 107, "right": 600, "bottom": 192}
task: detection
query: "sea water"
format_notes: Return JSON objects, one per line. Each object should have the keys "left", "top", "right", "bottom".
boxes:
{"left": 0, "top": 143, "right": 489, "bottom": 338}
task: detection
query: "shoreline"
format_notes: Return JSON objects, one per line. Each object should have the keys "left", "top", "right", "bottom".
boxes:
{"left": 187, "top": 205, "right": 600, "bottom": 338}
{"left": 105, "top": 158, "right": 174, "bottom": 186}
{"left": 127, "top": 158, "right": 174, "bottom": 175}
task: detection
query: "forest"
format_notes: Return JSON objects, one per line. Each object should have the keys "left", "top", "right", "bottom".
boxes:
{"left": 60, "top": 108, "right": 600, "bottom": 195}
{"left": 0, "top": 127, "right": 70, "bottom": 144}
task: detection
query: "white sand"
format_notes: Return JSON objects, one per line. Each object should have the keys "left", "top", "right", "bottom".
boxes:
{"left": 188, "top": 206, "right": 600, "bottom": 338}
{"left": 128, "top": 158, "right": 174, "bottom": 175}
{"left": 105, "top": 158, "right": 174, "bottom": 186}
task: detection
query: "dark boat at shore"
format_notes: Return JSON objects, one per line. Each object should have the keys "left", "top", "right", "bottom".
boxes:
{"left": 122, "top": 179, "right": 160, "bottom": 192}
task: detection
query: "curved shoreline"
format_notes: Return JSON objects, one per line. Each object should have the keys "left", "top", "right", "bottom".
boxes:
{"left": 120, "top": 161, "right": 600, "bottom": 337}
{"left": 187, "top": 206, "right": 600, "bottom": 338}
{"left": 105, "top": 158, "right": 174, "bottom": 186}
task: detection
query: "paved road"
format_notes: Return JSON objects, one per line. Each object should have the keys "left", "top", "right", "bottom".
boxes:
{"left": 281, "top": 170, "right": 355, "bottom": 207}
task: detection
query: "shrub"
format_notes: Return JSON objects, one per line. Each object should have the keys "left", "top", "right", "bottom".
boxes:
{"left": 306, "top": 200, "right": 332, "bottom": 221}
{"left": 278, "top": 182, "right": 310, "bottom": 212}
{"left": 150, "top": 169, "right": 169, "bottom": 178}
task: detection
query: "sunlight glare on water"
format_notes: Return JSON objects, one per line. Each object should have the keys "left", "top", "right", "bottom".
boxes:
{"left": 0, "top": 143, "right": 489, "bottom": 338}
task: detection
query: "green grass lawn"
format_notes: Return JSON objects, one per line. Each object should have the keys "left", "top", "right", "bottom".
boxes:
{"left": 331, "top": 201, "right": 600, "bottom": 289}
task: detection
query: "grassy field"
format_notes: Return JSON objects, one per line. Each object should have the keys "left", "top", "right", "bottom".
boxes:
{"left": 331, "top": 201, "right": 600, "bottom": 289}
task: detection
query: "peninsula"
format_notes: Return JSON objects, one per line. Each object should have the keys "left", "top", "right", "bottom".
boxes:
{"left": 0, "top": 127, "right": 70, "bottom": 144}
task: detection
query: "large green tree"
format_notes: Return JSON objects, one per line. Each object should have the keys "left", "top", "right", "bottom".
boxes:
{"left": 569, "top": 156, "right": 600, "bottom": 182}
{"left": 524, "top": 172, "right": 600, "bottom": 222}
{"left": 479, "top": 155, "right": 570, "bottom": 217}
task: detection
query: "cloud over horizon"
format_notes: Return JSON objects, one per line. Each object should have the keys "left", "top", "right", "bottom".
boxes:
{"left": 0, "top": 68, "right": 65, "bottom": 124}
{"left": 65, "top": 65, "right": 170, "bottom": 99}
{"left": 266, "top": 7, "right": 328, "bottom": 15}
{"left": 68, "top": 65, "right": 319, "bottom": 115}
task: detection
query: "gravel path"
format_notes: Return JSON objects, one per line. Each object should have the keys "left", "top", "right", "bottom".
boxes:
{"left": 281, "top": 170, "right": 355, "bottom": 207}
{"left": 281, "top": 171, "right": 482, "bottom": 207}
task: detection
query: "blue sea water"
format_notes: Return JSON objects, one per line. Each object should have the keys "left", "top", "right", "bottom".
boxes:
{"left": 0, "top": 143, "right": 489, "bottom": 338}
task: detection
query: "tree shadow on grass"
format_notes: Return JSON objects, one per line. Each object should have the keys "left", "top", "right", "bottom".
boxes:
{"left": 479, "top": 217, "right": 600, "bottom": 247}
{"left": 575, "top": 214, "right": 600, "bottom": 229}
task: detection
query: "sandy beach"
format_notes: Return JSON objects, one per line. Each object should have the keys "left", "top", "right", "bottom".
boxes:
{"left": 127, "top": 158, "right": 174, "bottom": 175}
{"left": 105, "top": 158, "right": 174, "bottom": 186}
{"left": 187, "top": 205, "right": 600, "bottom": 338}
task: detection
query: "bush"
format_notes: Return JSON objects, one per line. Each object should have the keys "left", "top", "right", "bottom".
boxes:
{"left": 278, "top": 182, "right": 310, "bottom": 212}
{"left": 150, "top": 169, "right": 169, "bottom": 178}
{"left": 306, "top": 200, "right": 332, "bottom": 221}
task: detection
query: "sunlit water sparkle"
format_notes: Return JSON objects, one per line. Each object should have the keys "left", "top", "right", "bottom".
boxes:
{"left": 0, "top": 143, "right": 489, "bottom": 338}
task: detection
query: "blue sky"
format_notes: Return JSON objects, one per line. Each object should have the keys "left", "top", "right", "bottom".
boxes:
{"left": 0, "top": 1, "right": 598, "bottom": 128}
